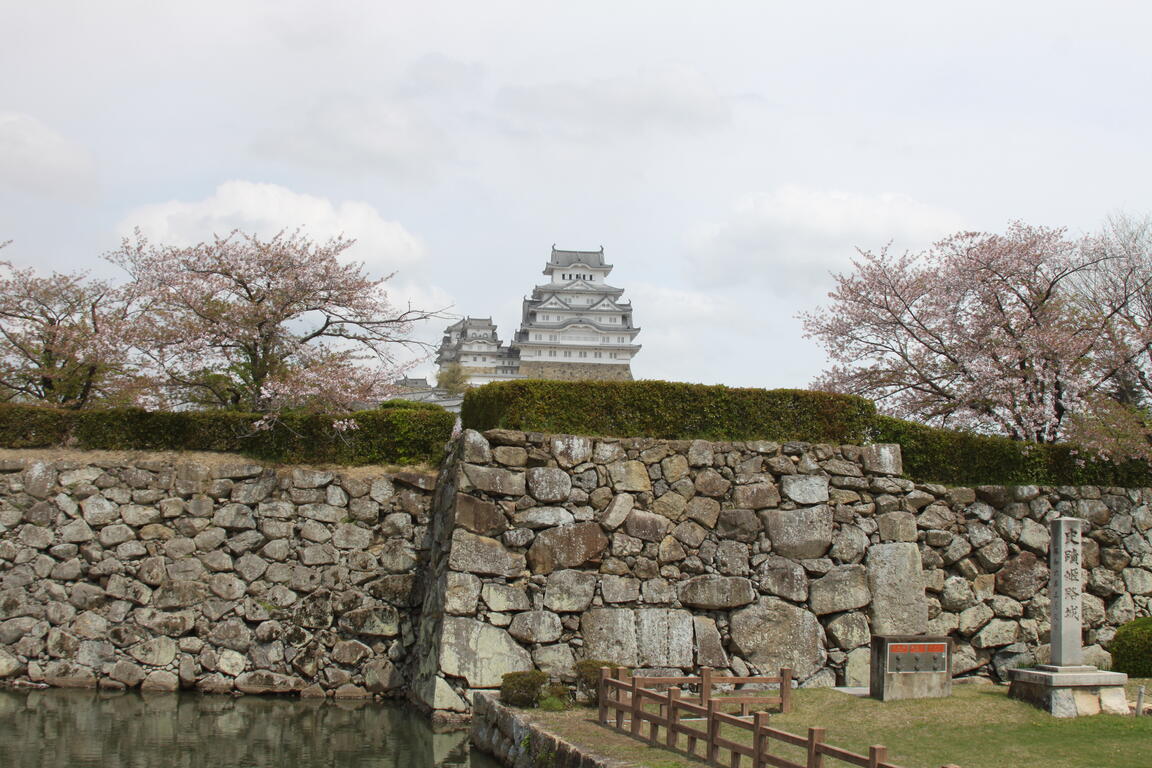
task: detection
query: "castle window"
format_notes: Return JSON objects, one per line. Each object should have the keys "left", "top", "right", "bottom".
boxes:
{"left": 549, "top": 350, "right": 556, "bottom": 357}
{"left": 579, "top": 351, "right": 587, "bottom": 358}
{"left": 594, "top": 351, "right": 602, "bottom": 358}
{"left": 564, "top": 350, "right": 572, "bottom": 358}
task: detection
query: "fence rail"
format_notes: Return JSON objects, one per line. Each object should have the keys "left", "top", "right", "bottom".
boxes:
{"left": 597, "top": 667, "right": 960, "bottom": 768}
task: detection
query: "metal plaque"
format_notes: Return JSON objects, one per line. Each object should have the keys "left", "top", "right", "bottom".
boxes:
{"left": 886, "top": 642, "right": 948, "bottom": 673}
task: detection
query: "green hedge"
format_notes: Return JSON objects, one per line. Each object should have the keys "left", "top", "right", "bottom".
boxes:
{"left": 872, "top": 415, "right": 1152, "bottom": 487}
{"left": 461, "top": 380, "right": 1152, "bottom": 487}
{"left": 0, "top": 403, "right": 455, "bottom": 466}
{"left": 462, "top": 380, "right": 877, "bottom": 443}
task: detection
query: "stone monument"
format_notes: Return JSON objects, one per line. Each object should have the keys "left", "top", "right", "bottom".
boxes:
{"left": 1007, "top": 517, "right": 1128, "bottom": 717}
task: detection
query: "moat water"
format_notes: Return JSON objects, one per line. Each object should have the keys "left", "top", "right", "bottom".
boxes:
{"left": 0, "top": 688, "right": 501, "bottom": 768}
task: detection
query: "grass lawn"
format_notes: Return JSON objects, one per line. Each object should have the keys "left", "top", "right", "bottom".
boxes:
{"left": 527, "top": 679, "right": 1152, "bottom": 768}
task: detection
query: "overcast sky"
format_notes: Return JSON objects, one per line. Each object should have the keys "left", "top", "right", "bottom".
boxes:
{"left": 2, "top": 1, "right": 1150, "bottom": 388}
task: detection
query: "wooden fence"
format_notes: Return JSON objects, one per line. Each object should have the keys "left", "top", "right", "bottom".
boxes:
{"left": 597, "top": 667, "right": 960, "bottom": 768}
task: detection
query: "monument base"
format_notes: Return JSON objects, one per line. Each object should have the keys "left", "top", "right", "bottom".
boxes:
{"left": 1007, "top": 666, "right": 1129, "bottom": 717}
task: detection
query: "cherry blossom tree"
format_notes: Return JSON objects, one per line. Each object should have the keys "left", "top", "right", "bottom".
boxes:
{"left": 801, "top": 222, "right": 1152, "bottom": 451}
{"left": 108, "top": 229, "right": 442, "bottom": 413}
{"left": 0, "top": 245, "right": 145, "bottom": 408}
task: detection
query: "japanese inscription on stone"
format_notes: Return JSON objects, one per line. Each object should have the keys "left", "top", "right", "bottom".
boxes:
{"left": 1049, "top": 517, "right": 1083, "bottom": 667}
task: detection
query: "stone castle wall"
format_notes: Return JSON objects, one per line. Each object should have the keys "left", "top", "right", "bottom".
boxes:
{"left": 0, "top": 454, "right": 436, "bottom": 698}
{"left": 3, "top": 432, "right": 1151, "bottom": 718}
{"left": 410, "top": 430, "right": 1152, "bottom": 714}
{"left": 516, "top": 362, "right": 633, "bottom": 381}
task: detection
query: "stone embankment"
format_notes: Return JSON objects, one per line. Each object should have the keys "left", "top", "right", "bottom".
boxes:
{"left": 471, "top": 693, "right": 625, "bottom": 768}
{"left": 3, "top": 431, "right": 1151, "bottom": 719}
{"left": 0, "top": 454, "right": 434, "bottom": 697}
{"left": 412, "top": 430, "right": 1151, "bottom": 712}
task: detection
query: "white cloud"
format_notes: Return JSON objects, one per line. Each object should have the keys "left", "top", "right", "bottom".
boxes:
{"left": 0, "top": 112, "right": 96, "bottom": 199}
{"left": 495, "top": 68, "right": 730, "bottom": 141}
{"left": 118, "top": 180, "right": 427, "bottom": 271}
{"left": 688, "top": 186, "right": 966, "bottom": 296}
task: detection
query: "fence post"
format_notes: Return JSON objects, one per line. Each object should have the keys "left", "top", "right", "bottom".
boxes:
{"left": 598, "top": 667, "right": 610, "bottom": 724}
{"left": 614, "top": 668, "right": 627, "bottom": 730}
{"left": 867, "top": 746, "right": 887, "bottom": 768}
{"left": 702, "top": 666, "right": 713, "bottom": 706}
{"left": 630, "top": 675, "right": 642, "bottom": 736}
{"left": 707, "top": 699, "right": 721, "bottom": 763}
{"left": 753, "top": 711, "right": 769, "bottom": 768}
{"left": 806, "top": 727, "right": 825, "bottom": 768}
{"left": 666, "top": 687, "right": 680, "bottom": 749}
{"left": 780, "top": 668, "right": 793, "bottom": 713}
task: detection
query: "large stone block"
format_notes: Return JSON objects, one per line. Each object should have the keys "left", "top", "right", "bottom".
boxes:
{"left": 544, "top": 569, "right": 598, "bottom": 612}
{"left": 866, "top": 543, "right": 927, "bottom": 634}
{"left": 678, "top": 575, "right": 756, "bottom": 609}
{"left": 825, "top": 611, "right": 870, "bottom": 649}
{"left": 636, "top": 609, "right": 694, "bottom": 668}
{"left": 480, "top": 583, "right": 530, "bottom": 613}
{"left": 997, "top": 552, "right": 1048, "bottom": 601}
{"left": 733, "top": 482, "right": 780, "bottom": 510}
{"left": 756, "top": 555, "right": 809, "bottom": 602}
{"left": 526, "top": 522, "right": 608, "bottom": 575}
{"left": 729, "top": 597, "right": 826, "bottom": 680}
{"left": 443, "top": 572, "right": 481, "bottom": 615}
{"left": 763, "top": 505, "right": 833, "bottom": 559}
{"left": 715, "top": 509, "right": 761, "bottom": 543}
{"left": 693, "top": 617, "right": 729, "bottom": 667}
{"left": 808, "top": 565, "right": 871, "bottom": 616}
{"left": 455, "top": 494, "right": 507, "bottom": 537}
{"left": 508, "top": 611, "right": 562, "bottom": 644}
{"left": 462, "top": 465, "right": 526, "bottom": 497}
{"left": 448, "top": 529, "right": 526, "bottom": 577}
{"left": 625, "top": 510, "right": 672, "bottom": 542}
{"left": 781, "top": 475, "right": 829, "bottom": 504}
{"left": 461, "top": 430, "right": 492, "bottom": 464}
{"left": 533, "top": 644, "right": 577, "bottom": 680}
{"left": 551, "top": 435, "right": 593, "bottom": 468}
{"left": 581, "top": 608, "right": 638, "bottom": 666}
{"left": 608, "top": 461, "right": 652, "bottom": 492}
{"left": 439, "top": 617, "right": 533, "bottom": 688}
{"left": 527, "top": 468, "right": 572, "bottom": 503}
{"left": 861, "top": 444, "right": 902, "bottom": 476}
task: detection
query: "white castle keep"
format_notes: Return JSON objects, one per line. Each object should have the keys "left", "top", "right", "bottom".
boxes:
{"left": 436, "top": 246, "right": 641, "bottom": 386}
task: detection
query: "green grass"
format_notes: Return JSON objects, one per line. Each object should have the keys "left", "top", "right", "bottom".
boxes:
{"left": 527, "top": 683, "right": 1151, "bottom": 768}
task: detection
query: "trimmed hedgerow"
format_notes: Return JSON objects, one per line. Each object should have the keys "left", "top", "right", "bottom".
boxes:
{"left": 460, "top": 380, "right": 1152, "bottom": 487}
{"left": 0, "top": 403, "right": 454, "bottom": 466}
{"left": 871, "top": 415, "right": 1152, "bottom": 487}
{"left": 462, "top": 380, "right": 877, "bottom": 444}
{"left": 1110, "top": 617, "right": 1152, "bottom": 677}
{"left": 377, "top": 399, "right": 448, "bottom": 411}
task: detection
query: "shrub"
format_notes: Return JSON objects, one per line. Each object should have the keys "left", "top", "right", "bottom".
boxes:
{"left": 574, "top": 660, "right": 628, "bottom": 705}
{"left": 500, "top": 670, "right": 548, "bottom": 708}
{"left": 872, "top": 415, "right": 1152, "bottom": 487}
{"left": 462, "top": 380, "right": 876, "bottom": 443}
{"left": 460, "top": 379, "right": 1152, "bottom": 488}
{"left": 377, "top": 399, "right": 446, "bottom": 411}
{"left": 0, "top": 403, "right": 455, "bottom": 466}
{"left": 1111, "top": 617, "right": 1152, "bottom": 677}
{"left": 538, "top": 683, "right": 574, "bottom": 711}
{"left": 0, "top": 403, "right": 77, "bottom": 447}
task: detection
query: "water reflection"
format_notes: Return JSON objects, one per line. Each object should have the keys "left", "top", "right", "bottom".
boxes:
{"left": 0, "top": 688, "right": 500, "bottom": 768}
